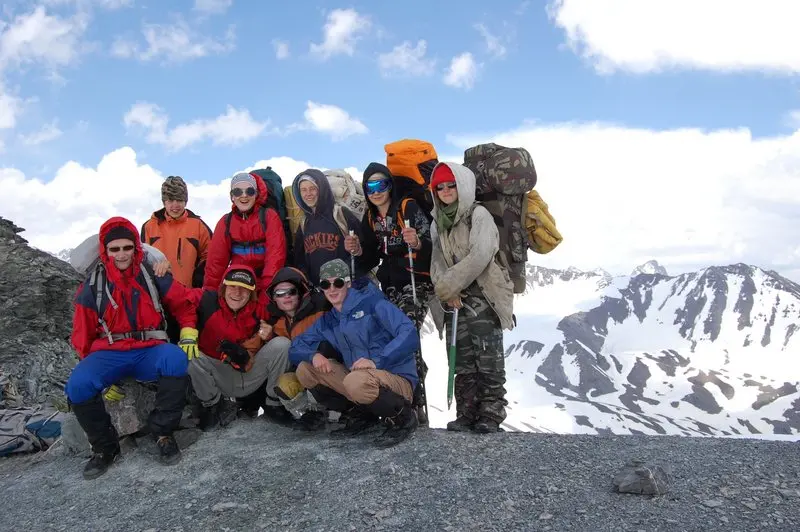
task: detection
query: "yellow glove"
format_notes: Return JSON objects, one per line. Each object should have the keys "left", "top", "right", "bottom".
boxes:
{"left": 178, "top": 327, "right": 199, "bottom": 360}
{"left": 275, "top": 372, "right": 304, "bottom": 400}
{"left": 103, "top": 384, "right": 125, "bottom": 402}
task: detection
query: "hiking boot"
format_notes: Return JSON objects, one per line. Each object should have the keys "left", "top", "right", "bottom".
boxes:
{"left": 473, "top": 417, "right": 501, "bottom": 434}
{"left": 197, "top": 399, "right": 238, "bottom": 431}
{"left": 330, "top": 408, "right": 380, "bottom": 438}
{"left": 368, "top": 387, "right": 418, "bottom": 448}
{"left": 262, "top": 405, "right": 297, "bottom": 428}
{"left": 415, "top": 406, "right": 429, "bottom": 427}
{"left": 238, "top": 382, "right": 268, "bottom": 418}
{"left": 295, "top": 410, "right": 326, "bottom": 431}
{"left": 83, "top": 448, "right": 120, "bottom": 480}
{"left": 156, "top": 435, "right": 181, "bottom": 466}
{"left": 446, "top": 416, "right": 475, "bottom": 432}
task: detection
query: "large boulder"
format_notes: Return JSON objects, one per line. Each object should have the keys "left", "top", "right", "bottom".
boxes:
{"left": 0, "top": 217, "right": 82, "bottom": 408}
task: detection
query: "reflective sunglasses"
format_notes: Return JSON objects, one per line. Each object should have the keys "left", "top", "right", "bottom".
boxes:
{"left": 231, "top": 187, "right": 256, "bottom": 197}
{"left": 273, "top": 287, "right": 298, "bottom": 298}
{"left": 435, "top": 182, "right": 457, "bottom": 192}
{"left": 319, "top": 277, "right": 348, "bottom": 290}
{"left": 108, "top": 245, "right": 135, "bottom": 253}
{"left": 365, "top": 179, "right": 392, "bottom": 195}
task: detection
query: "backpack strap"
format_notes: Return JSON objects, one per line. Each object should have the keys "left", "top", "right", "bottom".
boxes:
{"left": 139, "top": 262, "right": 167, "bottom": 330}
{"left": 396, "top": 198, "right": 412, "bottom": 229}
{"left": 89, "top": 263, "right": 118, "bottom": 343}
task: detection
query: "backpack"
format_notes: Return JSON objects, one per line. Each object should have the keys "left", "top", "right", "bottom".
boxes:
{"left": 463, "top": 143, "right": 542, "bottom": 294}
{"left": 324, "top": 169, "right": 367, "bottom": 220}
{"left": 0, "top": 406, "right": 67, "bottom": 457}
{"left": 385, "top": 139, "right": 438, "bottom": 213}
{"left": 526, "top": 190, "right": 562, "bottom": 254}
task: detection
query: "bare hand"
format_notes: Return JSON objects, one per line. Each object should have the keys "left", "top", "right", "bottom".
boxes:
{"left": 153, "top": 260, "right": 171, "bottom": 277}
{"left": 447, "top": 297, "right": 463, "bottom": 310}
{"left": 401, "top": 227, "right": 420, "bottom": 249}
{"left": 344, "top": 234, "right": 361, "bottom": 255}
{"left": 258, "top": 321, "right": 272, "bottom": 340}
{"left": 312, "top": 353, "right": 333, "bottom": 374}
{"left": 351, "top": 358, "right": 376, "bottom": 370}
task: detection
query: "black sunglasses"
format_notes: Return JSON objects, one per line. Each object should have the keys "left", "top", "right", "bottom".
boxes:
{"left": 231, "top": 187, "right": 256, "bottom": 197}
{"left": 435, "top": 182, "right": 457, "bottom": 192}
{"left": 319, "top": 278, "right": 347, "bottom": 290}
{"left": 108, "top": 245, "right": 135, "bottom": 252}
{"left": 273, "top": 287, "right": 298, "bottom": 298}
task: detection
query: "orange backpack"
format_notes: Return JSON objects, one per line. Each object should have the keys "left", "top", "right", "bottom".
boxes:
{"left": 385, "top": 139, "right": 438, "bottom": 213}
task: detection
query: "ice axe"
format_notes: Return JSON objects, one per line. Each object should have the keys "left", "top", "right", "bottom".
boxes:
{"left": 446, "top": 305, "right": 458, "bottom": 410}
{"left": 348, "top": 230, "right": 355, "bottom": 278}
{"left": 405, "top": 219, "right": 418, "bottom": 306}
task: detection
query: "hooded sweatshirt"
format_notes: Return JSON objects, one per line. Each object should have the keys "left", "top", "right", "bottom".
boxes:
{"left": 359, "top": 162, "right": 433, "bottom": 290}
{"left": 204, "top": 173, "right": 286, "bottom": 294}
{"left": 291, "top": 169, "right": 364, "bottom": 286}
{"left": 265, "top": 267, "right": 330, "bottom": 340}
{"left": 71, "top": 217, "right": 197, "bottom": 358}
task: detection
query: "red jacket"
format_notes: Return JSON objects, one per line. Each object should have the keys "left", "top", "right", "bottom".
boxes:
{"left": 204, "top": 173, "right": 286, "bottom": 295}
{"left": 71, "top": 217, "right": 198, "bottom": 359}
{"left": 196, "top": 265, "right": 267, "bottom": 361}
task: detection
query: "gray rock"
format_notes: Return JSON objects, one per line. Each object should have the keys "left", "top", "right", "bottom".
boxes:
{"left": 613, "top": 459, "right": 670, "bottom": 495}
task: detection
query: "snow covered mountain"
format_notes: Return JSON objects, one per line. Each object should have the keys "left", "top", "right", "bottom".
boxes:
{"left": 631, "top": 259, "right": 668, "bottom": 277}
{"left": 422, "top": 261, "right": 800, "bottom": 439}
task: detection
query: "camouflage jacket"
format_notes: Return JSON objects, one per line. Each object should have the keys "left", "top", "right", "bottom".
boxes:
{"left": 429, "top": 162, "right": 514, "bottom": 332}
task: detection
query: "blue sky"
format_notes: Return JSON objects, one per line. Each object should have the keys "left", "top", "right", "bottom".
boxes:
{"left": 2, "top": 0, "right": 800, "bottom": 281}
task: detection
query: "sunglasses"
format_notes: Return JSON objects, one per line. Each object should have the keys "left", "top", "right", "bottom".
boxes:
{"left": 273, "top": 287, "right": 298, "bottom": 298}
{"left": 366, "top": 179, "right": 392, "bottom": 195}
{"left": 231, "top": 187, "right": 256, "bottom": 197}
{"left": 319, "top": 277, "right": 348, "bottom": 290}
{"left": 435, "top": 182, "right": 457, "bottom": 192}
{"left": 108, "top": 245, "right": 135, "bottom": 253}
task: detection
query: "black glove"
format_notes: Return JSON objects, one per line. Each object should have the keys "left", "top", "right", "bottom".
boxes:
{"left": 219, "top": 340, "right": 251, "bottom": 372}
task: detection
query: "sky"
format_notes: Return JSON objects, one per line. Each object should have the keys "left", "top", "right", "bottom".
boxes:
{"left": 1, "top": 0, "right": 800, "bottom": 282}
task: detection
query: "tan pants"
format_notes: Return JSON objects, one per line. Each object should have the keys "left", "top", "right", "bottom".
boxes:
{"left": 296, "top": 360, "right": 412, "bottom": 405}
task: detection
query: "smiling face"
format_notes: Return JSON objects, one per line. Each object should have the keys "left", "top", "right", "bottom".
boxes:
{"left": 163, "top": 199, "right": 186, "bottom": 219}
{"left": 321, "top": 277, "right": 350, "bottom": 309}
{"left": 299, "top": 180, "right": 319, "bottom": 209}
{"left": 366, "top": 175, "right": 391, "bottom": 209}
{"left": 272, "top": 281, "right": 300, "bottom": 315}
{"left": 223, "top": 284, "right": 251, "bottom": 312}
{"left": 231, "top": 185, "right": 256, "bottom": 213}
{"left": 106, "top": 238, "right": 136, "bottom": 271}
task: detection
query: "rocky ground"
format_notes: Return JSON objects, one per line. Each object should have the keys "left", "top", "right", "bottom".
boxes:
{"left": 1, "top": 421, "right": 798, "bottom": 532}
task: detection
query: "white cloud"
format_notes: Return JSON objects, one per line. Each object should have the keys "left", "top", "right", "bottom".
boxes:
{"left": 0, "top": 149, "right": 361, "bottom": 253}
{"left": 272, "top": 39, "right": 290, "bottom": 60}
{"left": 378, "top": 40, "right": 436, "bottom": 77}
{"left": 111, "top": 18, "right": 235, "bottom": 63}
{"left": 474, "top": 23, "right": 507, "bottom": 58}
{"left": 0, "top": 6, "right": 89, "bottom": 73}
{"left": 123, "top": 102, "right": 268, "bottom": 151}
{"left": 18, "top": 120, "right": 63, "bottom": 145}
{"left": 309, "top": 8, "right": 371, "bottom": 60}
{"left": 297, "top": 101, "right": 368, "bottom": 141}
{"left": 443, "top": 52, "right": 480, "bottom": 90}
{"left": 0, "top": 84, "right": 22, "bottom": 129}
{"left": 446, "top": 121, "right": 800, "bottom": 281}
{"left": 193, "top": 0, "right": 232, "bottom": 15}
{"left": 786, "top": 110, "right": 800, "bottom": 129}
{"left": 547, "top": 0, "right": 800, "bottom": 74}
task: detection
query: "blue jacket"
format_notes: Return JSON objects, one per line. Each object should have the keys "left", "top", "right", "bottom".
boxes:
{"left": 289, "top": 280, "right": 419, "bottom": 389}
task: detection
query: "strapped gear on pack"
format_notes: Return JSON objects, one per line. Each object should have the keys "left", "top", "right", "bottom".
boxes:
{"left": 385, "top": 139, "right": 438, "bottom": 213}
{"left": 463, "top": 142, "right": 560, "bottom": 294}
{"left": 88, "top": 261, "right": 169, "bottom": 344}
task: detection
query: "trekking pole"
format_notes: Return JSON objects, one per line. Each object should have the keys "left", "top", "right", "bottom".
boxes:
{"left": 447, "top": 305, "right": 459, "bottom": 410}
{"left": 348, "top": 230, "right": 355, "bottom": 279}
{"left": 405, "top": 219, "right": 418, "bottom": 305}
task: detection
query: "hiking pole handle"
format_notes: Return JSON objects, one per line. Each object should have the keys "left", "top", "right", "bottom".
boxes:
{"left": 405, "top": 219, "right": 418, "bottom": 305}
{"left": 349, "top": 230, "right": 356, "bottom": 278}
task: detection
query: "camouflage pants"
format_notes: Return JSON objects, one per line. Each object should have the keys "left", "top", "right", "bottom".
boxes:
{"left": 384, "top": 281, "right": 433, "bottom": 409}
{"left": 445, "top": 293, "right": 507, "bottom": 424}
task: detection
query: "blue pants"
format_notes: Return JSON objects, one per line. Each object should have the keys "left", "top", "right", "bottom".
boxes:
{"left": 65, "top": 343, "right": 188, "bottom": 404}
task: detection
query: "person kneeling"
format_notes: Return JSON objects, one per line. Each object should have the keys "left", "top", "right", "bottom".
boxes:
{"left": 189, "top": 266, "right": 293, "bottom": 430}
{"left": 65, "top": 217, "right": 198, "bottom": 480}
{"left": 289, "top": 259, "right": 420, "bottom": 447}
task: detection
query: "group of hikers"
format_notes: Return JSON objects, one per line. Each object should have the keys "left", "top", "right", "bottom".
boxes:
{"left": 64, "top": 139, "right": 558, "bottom": 480}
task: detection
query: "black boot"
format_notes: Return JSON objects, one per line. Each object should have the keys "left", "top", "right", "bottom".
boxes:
{"left": 368, "top": 387, "right": 418, "bottom": 448}
{"left": 412, "top": 383, "right": 429, "bottom": 427}
{"left": 156, "top": 434, "right": 181, "bottom": 465}
{"left": 72, "top": 395, "right": 120, "bottom": 480}
{"left": 295, "top": 410, "right": 326, "bottom": 431}
{"left": 473, "top": 417, "right": 502, "bottom": 433}
{"left": 329, "top": 406, "right": 380, "bottom": 438}
{"left": 148, "top": 376, "right": 188, "bottom": 465}
{"left": 262, "top": 404, "right": 297, "bottom": 427}
{"left": 237, "top": 381, "right": 268, "bottom": 419}
{"left": 446, "top": 416, "right": 475, "bottom": 432}
{"left": 198, "top": 398, "right": 238, "bottom": 431}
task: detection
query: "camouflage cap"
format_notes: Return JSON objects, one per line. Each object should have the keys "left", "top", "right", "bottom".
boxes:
{"left": 319, "top": 259, "right": 350, "bottom": 281}
{"left": 162, "top": 175, "right": 188, "bottom": 203}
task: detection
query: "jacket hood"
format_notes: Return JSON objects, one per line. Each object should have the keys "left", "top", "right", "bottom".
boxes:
{"left": 430, "top": 162, "right": 476, "bottom": 225}
{"left": 362, "top": 162, "right": 402, "bottom": 216}
{"left": 98, "top": 217, "right": 143, "bottom": 282}
{"left": 267, "top": 266, "right": 312, "bottom": 296}
{"left": 230, "top": 172, "right": 268, "bottom": 214}
{"left": 292, "top": 169, "right": 334, "bottom": 216}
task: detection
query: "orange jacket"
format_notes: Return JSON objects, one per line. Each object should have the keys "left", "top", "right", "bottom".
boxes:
{"left": 266, "top": 267, "right": 329, "bottom": 341}
{"left": 141, "top": 208, "right": 213, "bottom": 288}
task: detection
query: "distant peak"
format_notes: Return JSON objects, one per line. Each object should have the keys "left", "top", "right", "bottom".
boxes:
{"left": 631, "top": 260, "right": 668, "bottom": 277}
